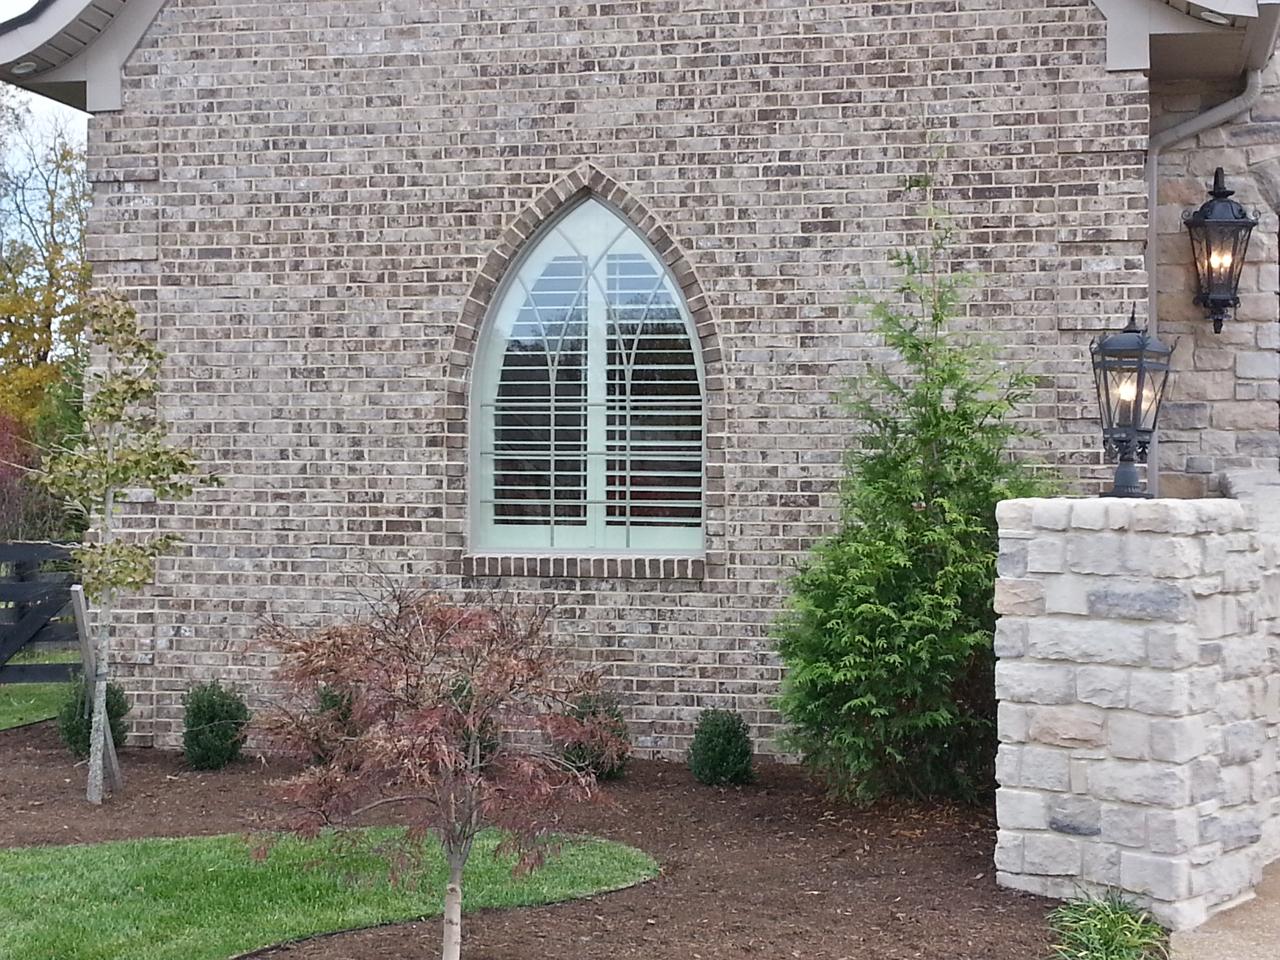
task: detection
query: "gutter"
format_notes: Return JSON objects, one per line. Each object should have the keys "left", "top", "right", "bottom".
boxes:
{"left": 1144, "top": 66, "right": 1269, "bottom": 495}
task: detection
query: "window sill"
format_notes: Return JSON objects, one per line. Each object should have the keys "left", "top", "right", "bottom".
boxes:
{"left": 459, "top": 553, "right": 706, "bottom": 581}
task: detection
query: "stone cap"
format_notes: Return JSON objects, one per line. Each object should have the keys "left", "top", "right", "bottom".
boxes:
{"left": 996, "top": 494, "right": 1255, "bottom": 538}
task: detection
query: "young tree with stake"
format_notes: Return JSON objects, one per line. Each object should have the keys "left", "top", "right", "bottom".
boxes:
{"left": 265, "top": 588, "right": 625, "bottom": 960}
{"left": 37, "top": 293, "right": 216, "bottom": 804}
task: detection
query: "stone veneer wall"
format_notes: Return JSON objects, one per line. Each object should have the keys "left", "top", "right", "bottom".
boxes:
{"left": 1152, "top": 65, "right": 1280, "bottom": 496}
{"left": 82, "top": 0, "right": 1151, "bottom": 749}
{"left": 993, "top": 471, "right": 1280, "bottom": 930}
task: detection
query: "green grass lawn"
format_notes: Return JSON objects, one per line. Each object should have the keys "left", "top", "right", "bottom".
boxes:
{"left": 0, "top": 680, "right": 68, "bottom": 730}
{"left": 0, "top": 828, "right": 658, "bottom": 960}
{"left": 0, "top": 649, "right": 81, "bottom": 731}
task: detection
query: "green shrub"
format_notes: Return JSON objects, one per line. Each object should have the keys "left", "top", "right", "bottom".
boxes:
{"left": 57, "top": 679, "right": 129, "bottom": 759}
{"left": 774, "top": 179, "right": 1056, "bottom": 804}
{"left": 687, "top": 709, "right": 753, "bottom": 786}
{"left": 1049, "top": 893, "right": 1168, "bottom": 960}
{"left": 183, "top": 681, "right": 251, "bottom": 770}
{"left": 308, "top": 684, "right": 354, "bottom": 765}
{"left": 562, "top": 693, "right": 631, "bottom": 781}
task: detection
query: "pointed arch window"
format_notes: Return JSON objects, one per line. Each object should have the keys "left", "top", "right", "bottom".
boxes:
{"left": 472, "top": 198, "right": 704, "bottom": 553}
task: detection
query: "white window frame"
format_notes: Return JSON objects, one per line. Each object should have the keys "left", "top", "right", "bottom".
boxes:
{"left": 470, "top": 197, "right": 706, "bottom": 556}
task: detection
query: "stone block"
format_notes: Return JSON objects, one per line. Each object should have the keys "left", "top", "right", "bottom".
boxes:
{"left": 1029, "top": 706, "right": 1107, "bottom": 748}
{"left": 1144, "top": 625, "right": 1200, "bottom": 669}
{"left": 995, "top": 661, "right": 1076, "bottom": 706}
{"left": 998, "top": 541, "right": 1028, "bottom": 578}
{"left": 993, "top": 619, "right": 1028, "bottom": 658}
{"left": 1031, "top": 500, "right": 1073, "bottom": 531}
{"left": 1128, "top": 671, "right": 1194, "bottom": 717}
{"left": 1090, "top": 761, "right": 1192, "bottom": 807}
{"left": 1149, "top": 717, "right": 1208, "bottom": 764}
{"left": 1190, "top": 758, "right": 1223, "bottom": 804}
{"left": 1101, "top": 803, "right": 1148, "bottom": 847}
{"left": 1120, "top": 851, "right": 1191, "bottom": 901}
{"left": 1146, "top": 539, "right": 1203, "bottom": 579}
{"left": 1044, "top": 577, "right": 1091, "bottom": 615}
{"left": 1018, "top": 746, "right": 1072, "bottom": 792}
{"left": 1077, "top": 665, "right": 1129, "bottom": 708}
{"left": 1049, "top": 795, "right": 1103, "bottom": 837}
{"left": 1025, "top": 834, "right": 1083, "bottom": 876}
{"left": 1087, "top": 581, "right": 1194, "bottom": 622}
{"left": 1082, "top": 842, "right": 1121, "bottom": 886}
{"left": 1222, "top": 720, "right": 1266, "bottom": 764}
{"left": 997, "top": 702, "right": 1030, "bottom": 743}
{"left": 997, "top": 789, "right": 1049, "bottom": 831}
{"left": 997, "top": 500, "right": 1036, "bottom": 533}
{"left": 1025, "top": 618, "right": 1147, "bottom": 665}
{"left": 1147, "top": 809, "right": 1199, "bottom": 855}
{"left": 1200, "top": 810, "right": 1263, "bottom": 852}
{"left": 1027, "top": 536, "right": 1067, "bottom": 574}
{"left": 1108, "top": 713, "right": 1151, "bottom": 760}
{"left": 994, "top": 831, "right": 1024, "bottom": 872}
{"left": 1071, "top": 500, "right": 1111, "bottom": 531}
{"left": 1236, "top": 350, "right": 1280, "bottom": 380}
{"left": 1067, "top": 534, "right": 1126, "bottom": 575}
{"left": 995, "top": 579, "right": 1046, "bottom": 617}
{"left": 1131, "top": 500, "right": 1200, "bottom": 534}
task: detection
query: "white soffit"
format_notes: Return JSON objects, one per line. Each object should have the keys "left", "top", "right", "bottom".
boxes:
{"left": 0, "top": 0, "right": 167, "bottom": 112}
{"left": 1094, "top": 0, "right": 1280, "bottom": 77}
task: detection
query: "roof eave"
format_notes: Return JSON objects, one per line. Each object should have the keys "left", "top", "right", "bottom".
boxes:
{"left": 1093, "top": 0, "right": 1280, "bottom": 78}
{"left": 0, "top": 0, "right": 165, "bottom": 112}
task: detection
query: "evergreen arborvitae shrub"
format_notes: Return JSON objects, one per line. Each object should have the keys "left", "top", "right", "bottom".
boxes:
{"left": 57, "top": 679, "right": 129, "bottom": 759}
{"left": 562, "top": 693, "right": 631, "bottom": 781}
{"left": 183, "top": 681, "right": 251, "bottom": 770}
{"left": 687, "top": 709, "right": 754, "bottom": 786}
{"left": 775, "top": 182, "right": 1056, "bottom": 804}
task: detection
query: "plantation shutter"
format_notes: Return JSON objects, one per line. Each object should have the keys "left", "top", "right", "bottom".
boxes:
{"left": 474, "top": 199, "right": 704, "bottom": 553}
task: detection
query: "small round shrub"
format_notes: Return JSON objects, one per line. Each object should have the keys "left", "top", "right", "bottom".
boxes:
{"left": 57, "top": 679, "right": 130, "bottom": 759}
{"left": 309, "top": 684, "right": 354, "bottom": 765}
{"left": 562, "top": 693, "right": 631, "bottom": 781}
{"left": 688, "top": 709, "right": 754, "bottom": 786}
{"left": 183, "top": 681, "right": 251, "bottom": 770}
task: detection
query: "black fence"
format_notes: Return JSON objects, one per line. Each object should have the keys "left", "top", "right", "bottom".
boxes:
{"left": 0, "top": 542, "right": 80, "bottom": 684}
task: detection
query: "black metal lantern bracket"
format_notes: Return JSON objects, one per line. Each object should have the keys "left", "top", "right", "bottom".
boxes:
{"left": 1183, "top": 167, "right": 1259, "bottom": 333}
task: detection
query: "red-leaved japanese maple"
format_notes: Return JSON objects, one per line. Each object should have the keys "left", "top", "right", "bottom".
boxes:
{"left": 264, "top": 588, "right": 626, "bottom": 960}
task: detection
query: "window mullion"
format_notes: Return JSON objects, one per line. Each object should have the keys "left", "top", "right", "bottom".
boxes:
{"left": 586, "top": 259, "right": 608, "bottom": 546}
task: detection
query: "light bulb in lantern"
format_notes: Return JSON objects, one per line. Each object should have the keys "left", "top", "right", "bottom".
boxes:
{"left": 1209, "top": 251, "right": 1232, "bottom": 270}
{"left": 1118, "top": 380, "right": 1137, "bottom": 403}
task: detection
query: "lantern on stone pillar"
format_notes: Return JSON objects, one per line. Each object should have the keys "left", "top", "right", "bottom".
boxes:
{"left": 1090, "top": 307, "right": 1174, "bottom": 498}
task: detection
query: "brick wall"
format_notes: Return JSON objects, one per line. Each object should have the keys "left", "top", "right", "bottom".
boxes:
{"left": 993, "top": 473, "right": 1280, "bottom": 929}
{"left": 84, "top": 0, "right": 1151, "bottom": 750}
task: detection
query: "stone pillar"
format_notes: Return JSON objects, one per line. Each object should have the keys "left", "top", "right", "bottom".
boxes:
{"left": 993, "top": 477, "right": 1280, "bottom": 930}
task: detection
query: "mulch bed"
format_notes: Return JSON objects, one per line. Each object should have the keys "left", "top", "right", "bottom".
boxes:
{"left": 1, "top": 721, "right": 1053, "bottom": 959}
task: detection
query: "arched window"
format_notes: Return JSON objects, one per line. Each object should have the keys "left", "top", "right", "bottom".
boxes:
{"left": 472, "top": 198, "right": 704, "bottom": 553}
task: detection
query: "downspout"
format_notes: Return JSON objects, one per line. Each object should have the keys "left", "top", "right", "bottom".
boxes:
{"left": 1144, "top": 67, "right": 1266, "bottom": 496}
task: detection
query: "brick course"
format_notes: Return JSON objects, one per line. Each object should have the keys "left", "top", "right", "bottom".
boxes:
{"left": 84, "top": 0, "right": 1156, "bottom": 750}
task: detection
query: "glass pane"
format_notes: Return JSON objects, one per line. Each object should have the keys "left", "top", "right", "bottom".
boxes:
{"left": 605, "top": 253, "right": 703, "bottom": 533}
{"left": 492, "top": 256, "right": 588, "bottom": 526}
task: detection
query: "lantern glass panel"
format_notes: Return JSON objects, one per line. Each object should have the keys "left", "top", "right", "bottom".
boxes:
{"left": 1190, "top": 221, "right": 1254, "bottom": 304}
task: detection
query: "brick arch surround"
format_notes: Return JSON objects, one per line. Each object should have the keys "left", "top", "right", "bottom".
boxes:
{"left": 441, "top": 163, "right": 727, "bottom": 576}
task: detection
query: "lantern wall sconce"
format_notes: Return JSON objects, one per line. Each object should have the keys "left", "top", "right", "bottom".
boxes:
{"left": 1183, "top": 167, "right": 1258, "bottom": 333}
{"left": 1091, "top": 307, "right": 1175, "bottom": 498}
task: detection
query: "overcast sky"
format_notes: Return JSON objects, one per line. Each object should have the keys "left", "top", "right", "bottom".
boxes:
{"left": 1, "top": 0, "right": 91, "bottom": 137}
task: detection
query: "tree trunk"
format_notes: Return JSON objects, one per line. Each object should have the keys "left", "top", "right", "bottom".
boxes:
{"left": 442, "top": 853, "right": 465, "bottom": 960}
{"left": 85, "top": 587, "right": 113, "bottom": 806}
